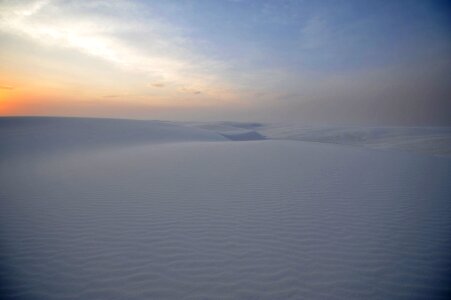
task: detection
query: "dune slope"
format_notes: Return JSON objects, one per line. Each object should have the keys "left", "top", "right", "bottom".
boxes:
{"left": 189, "top": 122, "right": 451, "bottom": 156}
{"left": 0, "top": 117, "right": 226, "bottom": 158}
{"left": 1, "top": 118, "right": 451, "bottom": 299}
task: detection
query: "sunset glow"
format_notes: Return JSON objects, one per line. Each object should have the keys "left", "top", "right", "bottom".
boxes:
{"left": 1, "top": 0, "right": 450, "bottom": 123}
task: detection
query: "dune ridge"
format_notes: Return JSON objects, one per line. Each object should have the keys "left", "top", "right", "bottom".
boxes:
{"left": 189, "top": 121, "right": 451, "bottom": 156}
{"left": 0, "top": 117, "right": 227, "bottom": 158}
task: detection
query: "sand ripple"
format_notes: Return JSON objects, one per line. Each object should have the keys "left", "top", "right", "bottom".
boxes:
{"left": 1, "top": 141, "right": 451, "bottom": 299}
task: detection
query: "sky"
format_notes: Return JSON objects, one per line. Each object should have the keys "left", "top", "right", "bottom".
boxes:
{"left": 0, "top": 0, "right": 450, "bottom": 124}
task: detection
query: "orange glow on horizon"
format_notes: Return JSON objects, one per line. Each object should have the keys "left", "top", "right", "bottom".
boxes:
{"left": 0, "top": 75, "right": 242, "bottom": 119}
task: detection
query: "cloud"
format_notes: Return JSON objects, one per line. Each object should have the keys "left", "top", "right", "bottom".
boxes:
{"left": 151, "top": 83, "right": 165, "bottom": 88}
{"left": 0, "top": 0, "right": 231, "bottom": 95}
{"left": 179, "top": 87, "right": 202, "bottom": 95}
{"left": 0, "top": 85, "right": 14, "bottom": 90}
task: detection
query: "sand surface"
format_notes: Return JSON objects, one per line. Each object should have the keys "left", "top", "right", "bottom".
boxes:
{"left": 1, "top": 117, "right": 451, "bottom": 299}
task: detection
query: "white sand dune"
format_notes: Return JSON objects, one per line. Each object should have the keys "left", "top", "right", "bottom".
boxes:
{"left": 186, "top": 121, "right": 266, "bottom": 141}
{"left": 0, "top": 117, "right": 226, "bottom": 159}
{"left": 191, "top": 122, "right": 451, "bottom": 156}
{"left": 1, "top": 117, "right": 451, "bottom": 299}
{"left": 259, "top": 124, "right": 451, "bottom": 156}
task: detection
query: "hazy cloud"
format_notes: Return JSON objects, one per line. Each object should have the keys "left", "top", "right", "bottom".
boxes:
{"left": 0, "top": 0, "right": 231, "bottom": 94}
{"left": 179, "top": 87, "right": 202, "bottom": 95}
{"left": 151, "top": 83, "right": 165, "bottom": 88}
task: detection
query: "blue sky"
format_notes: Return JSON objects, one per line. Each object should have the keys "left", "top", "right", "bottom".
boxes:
{"left": 1, "top": 0, "right": 450, "bottom": 124}
{"left": 138, "top": 0, "right": 450, "bottom": 70}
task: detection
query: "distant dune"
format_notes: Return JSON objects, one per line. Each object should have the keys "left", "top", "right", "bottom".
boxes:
{"left": 1, "top": 117, "right": 450, "bottom": 299}
{"left": 188, "top": 122, "right": 451, "bottom": 156}
{"left": 0, "top": 117, "right": 226, "bottom": 158}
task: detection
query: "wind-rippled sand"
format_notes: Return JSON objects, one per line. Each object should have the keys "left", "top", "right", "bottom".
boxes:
{"left": 1, "top": 118, "right": 450, "bottom": 299}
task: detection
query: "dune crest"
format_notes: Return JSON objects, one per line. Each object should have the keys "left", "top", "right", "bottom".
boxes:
{"left": 0, "top": 117, "right": 227, "bottom": 158}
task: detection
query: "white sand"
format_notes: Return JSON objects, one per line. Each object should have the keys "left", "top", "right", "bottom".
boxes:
{"left": 1, "top": 117, "right": 450, "bottom": 299}
{"left": 189, "top": 122, "right": 451, "bottom": 156}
